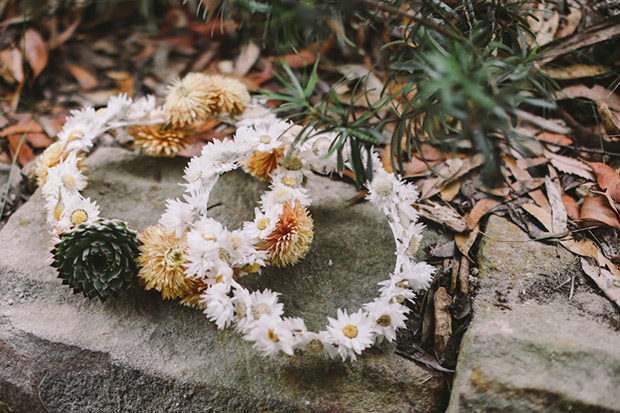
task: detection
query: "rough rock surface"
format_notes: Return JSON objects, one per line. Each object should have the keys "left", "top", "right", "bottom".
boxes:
{"left": 447, "top": 215, "right": 620, "bottom": 412}
{"left": 0, "top": 147, "right": 446, "bottom": 412}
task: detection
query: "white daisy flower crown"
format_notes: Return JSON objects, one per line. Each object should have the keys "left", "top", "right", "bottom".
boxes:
{"left": 38, "top": 75, "right": 434, "bottom": 362}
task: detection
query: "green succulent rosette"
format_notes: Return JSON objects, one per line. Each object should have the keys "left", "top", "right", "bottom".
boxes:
{"left": 51, "top": 219, "right": 142, "bottom": 301}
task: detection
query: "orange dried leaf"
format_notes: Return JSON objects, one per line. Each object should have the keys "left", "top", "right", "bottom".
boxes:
{"left": 0, "top": 122, "right": 43, "bottom": 136}
{"left": 466, "top": 198, "right": 500, "bottom": 229}
{"left": 7, "top": 135, "right": 35, "bottom": 166}
{"left": 0, "top": 47, "right": 24, "bottom": 84}
{"left": 20, "top": 28, "right": 48, "bottom": 79}
{"left": 583, "top": 160, "right": 620, "bottom": 203}
{"left": 579, "top": 195, "right": 620, "bottom": 230}
{"left": 65, "top": 64, "right": 98, "bottom": 90}
{"left": 562, "top": 194, "right": 580, "bottom": 220}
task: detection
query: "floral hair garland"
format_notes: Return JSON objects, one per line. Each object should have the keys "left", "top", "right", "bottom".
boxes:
{"left": 37, "top": 73, "right": 434, "bottom": 361}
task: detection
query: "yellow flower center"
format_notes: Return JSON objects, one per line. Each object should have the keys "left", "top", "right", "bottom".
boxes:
{"left": 54, "top": 205, "right": 63, "bottom": 221}
{"left": 61, "top": 174, "right": 77, "bottom": 188}
{"left": 396, "top": 280, "right": 409, "bottom": 289}
{"left": 285, "top": 157, "right": 303, "bottom": 171}
{"left": 243, "top": 262, "right": 261, "bottom": 273}
{"left": 376, "top": 315, "right": 392, "bottom": 327}
{"left": 342, "top": 324, "right": 358, "bottom": 339}
{"left": 407, "top": 236, "right": 419, "bottom": 256}
{"left": 312, "top": 137, "right": 330, "bottom": 156}
{"left": 68, "top": 130, "right": 84, "bottom": 141}
{"left": 231, "top": 234, "right": 241, "bottom": 250}
{"left": 256, "top": 217, "right": 270, "bottom": 230}
{"left": 218, "top": 248, "right": 231, "bottom": 263}
{"left": 165, "top": 248, "right": 184, "bottom": 267}
{"left": 390, "top": 295, "right": 405, "bottom": 305}
{"left": 215, "top": 275, "right": 223, "bottom": 284}
{"left": 268, "top": 329, "right": 279, "bottom": 342}
{"left": 70, "top": 209, "right": 88, "bottom": 225}
{"left": 306, "top": 339, "right": 324, "bottom": 353}
{"left": 259, "top": 134, "right": 272, "bottom": 144}
{"left": 375, "top": 179, "right": 394, "bottom": 197}
{"left": 252, "top": 302, "right": 271, "bottom": 320}
{"left": 202, "top": 232, "right": 216, "bottom": 242}
{"left": 273, "top": 187, "right": 291, "bottom": 203}
{"left": 282, "top": 176, "right": 297, "bottom": 187}
{"left": 235, "top": 301, "right": 247, "bottom": 319}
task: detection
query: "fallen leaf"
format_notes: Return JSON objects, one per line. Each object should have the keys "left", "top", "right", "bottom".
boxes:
{"left": 581, "top": 256, "right": 620, "bottom": 308}
{"left": 522, "top": 202, "right": 553, "bottom": 232}
{"left": 65, "top": 64, "right": 98, "bottom": 90}
{"left": 333, "top": 64, "right": 384, "bottom": 107}
{"left": 562, "top": 194, "right": 580, "bottom": 220}
{"left": 282, "top": 49, "right": 317, "bottom": 69}
{"left": 433, "top": 287, "right": 452, "bottom": 357}
{"left": 20, "top": 28, "right": 48, "bottom": 79}
{"left": 545, "top": 175, "right": 567, "bottom": 233}
{"left": 583, "top": 160, "right": 620, "bottom": 203}
{"left": 558, "top": 84, "right": 620, "bottom": 110}
{"left": 535, "top": 131, "right": 572, "bottom": 145}
{"left": 415, "top": 202, "right": 468, "bottom": 233}
{"left": 420, "top": 154, "right": 484, "bottom": 200}
{"left": 0, "top": 47, "right": 24, "bottom": 84}
{"left": 544, "top": 150, "right": 595, "bottom": 180}
{"left": 598, "top": 101, "right": 620, "bottom": 136}
{"left": 579, "top": 195, "right": 620, "bottom": 230}
{"left": 516, "top": 157, "right": 549, "bottom": 169}
{"left": 234, "top": 41, "right": 260, "bottom": 76}
{"left": 466, "top": 198, "right": 500, "bottom": 229}
{"left": 504, "top": 156, "right": 551, "bottom": 211}
{"left": 0, "top": 122, "right": 44, "bottom": 136}
{"left": 561, "top": 239, "right": 599, "bottom": 260}
{"left": 455, "top": 225, "right": 479, "bottom": 258}
{"left": 542, "top": 64, "right": 610, "bottom": 80}
{"left": 7, "top": 134, "right": 35, "bottom": 166}
{"left": 440, "top": 181, "right": 461, "bottom": 202}
{"left": 430, "top": 241, "right": 455, "bottom": 258}
{"left": 555, "top": 5, "right": 582, "bottom": 38}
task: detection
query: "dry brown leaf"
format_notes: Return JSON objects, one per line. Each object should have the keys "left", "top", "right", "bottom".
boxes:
{"left": 420, "top": 154, "right": 484, "bottom": 200}
{"left": 455, "top": 224, "right": 479, "bottom": 258}
{"left": 579, "top": 195, "right": 620, "bottom": 230}
{"left": 541, "top": 15, "right": 620, "bottom": 64}
{"left": 0, "top": 47, "right": 24, "bottom": 84}
{"left": 7, "top": 134, "right": 35, "bottom": 166}
{"left": 415, "top": 202, "right": 468, "bottom": 233}
{"left": 516, "top": 157, "right": 549, "bottom": 169}
{"left": 545, "top": 175, "right": 567, "bottom": 233}
{"left": 558, "top": 84, "right": 620, "bottom": 110}
{"left": 535, "top": 131, "right": 572, "bottom": 145}
{"left": 467, "top": 198, "right": 500, "bottom": 229}
{"left": 522, "top": 202, "right": 553, "bottom": 232}
{"left": 234, "top": 41, "right": 260, "bottom": 76}
{"left": 555, "top": 6, "right": 582, "bottom": 38}
{"left": 65, "top": 64, "right": 98, "bottom": 90}
{"left": 581, "top": 257, "right": 620, "bottom": 308}
{"left": 282, "top": 49, "right": 317, "bottom": 69}
{"left": 503, "top": 155, "right": 551, "bottom": 211}
{"left": 440, "top": 181, "right": 461, "bottom": 202}
{"left": 0, "top": 122, "right": 43, "bottom": 136}
{"left": 562, "top": 194, "right": 580, "bottom": 220}
{"left": 333, "top": 64, "right": 384, "bottom": 108}
{"left": 542, "top": 64, "right": 610, "bottom": 80}
{"left": 544, "top": 150, "right": 595, "bottom": 180}
{"left": 597, "top": 101, "right": 620, "bottom": 136}
{"left": 561, "top": 239, "right": 598, "bottom": 260}
{"left": 24, "top": 132, "right": 54, "bottom": 148}
{"left": 583, "top": 160, "right": 620, "bottom": 203}
{"left": 433, "top": 287, "right": 452, "bottom": 357}
{"left": 20, "top": 28, "right": 48, "bottom": 79}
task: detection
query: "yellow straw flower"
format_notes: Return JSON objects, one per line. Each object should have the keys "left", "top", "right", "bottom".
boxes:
{"left": 137, "top": 224, "right": 198, "bottom": 300}
{"left": 163, "top": 73, "right": 215, "bottom": 127}
{"left": 241, "top": 147, "right": 284, "bottom": 181}
{"left": 264, "top": 200, "right": 313, "bottom": 267}
{"left": 129, "top": 124, "right": 194, "bottom": 157}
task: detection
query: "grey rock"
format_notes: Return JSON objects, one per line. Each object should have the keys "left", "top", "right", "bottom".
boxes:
{"left": 0, "top": 147, "right": 446, "bottom": 412}
{"left": 447, "top": 215, "right": 620, "bottom": 413}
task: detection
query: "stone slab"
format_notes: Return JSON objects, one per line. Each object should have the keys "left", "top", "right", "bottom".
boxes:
{"left": 0, "top": 147, "right": 446, "bottom": 412}
{"left": 447, "top": 215, "right": 620, "bottom": 412}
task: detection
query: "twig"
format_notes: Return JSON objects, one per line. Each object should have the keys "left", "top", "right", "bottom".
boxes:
{"left": 537, "top": 139, "right": 620, "bottom": 157}
{"left": 569, "top": 273, "right": 576, "bottom": 300}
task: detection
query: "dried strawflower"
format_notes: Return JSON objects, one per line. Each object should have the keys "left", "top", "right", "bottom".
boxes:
{"left": 137, "top": 224, "right": 199, "bottom": 300}
{"left": 263, "top": 200, "right": 313, "bottom": 267}
{"left": 203, "top": 75, "right": 250, "bottom": 115}
{"left": 130, "top": 124, "right": 194, "bottom": 157}
{"left": 241, "top": 147, "right": 284, "bottom": 181}
{"left": 36, "top": 142, "right": 85, "bottom": 187}
{"left": 163, "top": 73, "right": 215, "bottom": 127}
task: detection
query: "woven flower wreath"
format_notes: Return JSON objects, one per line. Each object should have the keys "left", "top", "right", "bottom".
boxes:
{"left": 37, "top": 73, "right": 434, "bottom": 361}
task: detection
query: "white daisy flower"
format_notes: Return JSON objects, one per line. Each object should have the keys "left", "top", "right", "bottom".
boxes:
{"left": 302, "top": 133, "right": 339, "bottom": 173}
{"left": 200, "top": 139, "right": 246, "bottom": 174}
{"left": 239, "top": 120, "right": 292, "bottom": 153}
{"left": 184, "top": 217, "right": 229, "bottom": 279}
{"left": 244, "top": 314, "right": 295, "bottom": 356}
{"left": 232, "top": 286, "right": 253, "bottom": 329}
{"left": 248, "top": 289, "right": 284, "bottom": 322}
{"left": 363, "top": 298, "right": 409, "bottom": 342}
{"left": 159, "top": 198, "right": 199, "bottom": 238}
{"left": 281, "top": 317, "right": 307, "bottom": 345}
{"left": 378, "top": 278, "right": 416, "bottom": 304}
{"left": 42, "top": 153, "right": 87, "bottom": 204}
{"left": 296, "top": 331, "right": 338, "bottom": 357}
{"left": 57, "top": 107, "right": 105, "bottom": 151}
{"left": 243, "top": 205, "right": 283, "bottom": 240}
{"left": 260, "top": 183, "right": 311, "bottom": 208}
{"left": 201, "top": 283, "right": 235, "bottom": 329}
{"left": 395, "top": 222, "right": 426, "bottom": 258}
{"left": 398, "top": 259, "right": 435, "bottom": 292}
{"left": 365, "top": 168, "right": 404, "bottom": 211}
{"left": 269, "top": 167, "right": 307, "bottom": 189}
{"left": 126, "top": 95, "right": 157, "bottom": 120}
{"left": 326, "top": 308, "right": 375, "bottom": 361}
{"left": 56, "top": 196, "right": 100, "bottom": 232}
{"left": 232, "top": 98, "right": 279, "bottom": 128}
